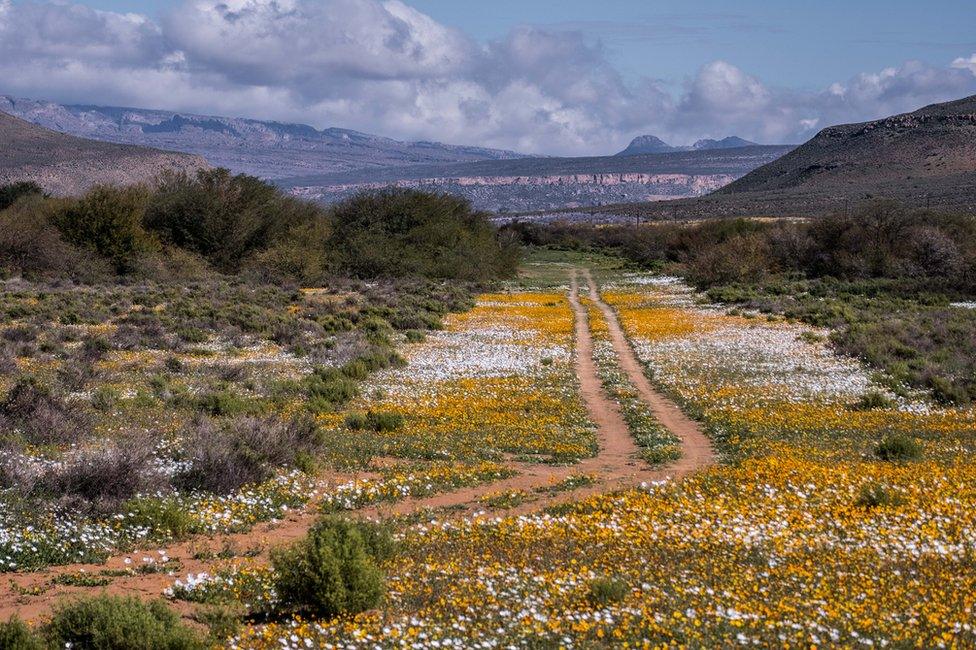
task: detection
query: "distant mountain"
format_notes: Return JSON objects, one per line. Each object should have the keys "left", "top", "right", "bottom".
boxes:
{"left": 615, "top": 135, "right": 677, "bottom": 156}
{"left": 616, "top": 134, "right": 760, "bottom": 156}
{"left": 0, "top": 95, "right": 528, "bottom": 180}
{"left": 692, "top": 136, "right": 757, "bottom": 150}
{"left": 0, "top": 110, "right": 207, "bottom": 196}
{"left": 280, "top": 145, "right": 793, "bottom": 213}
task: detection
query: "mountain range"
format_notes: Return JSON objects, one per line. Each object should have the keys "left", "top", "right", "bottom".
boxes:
{"left": 0, "top": 95, "right": 526, "bottom": 180}
{"left": 0, "top": 111, "right": 207, "bottom": 196}
{"left": 615, "top": 135, "right": 758, "bottom": 156}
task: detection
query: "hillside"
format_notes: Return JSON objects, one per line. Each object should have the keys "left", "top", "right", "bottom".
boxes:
{"left": 0, "top": 111, "right": 208, "bottom": 196}
{"left": 0, "top": 96, "right": 526, "bottom": 180}
{"left": 280, "top": 145, "right": 793, "bottom": 212}
{"left": 719, "top": 94, "right": 976, "bottom": 197}
{"left": 588, "top": 95, "right": 976, "bottom": 220}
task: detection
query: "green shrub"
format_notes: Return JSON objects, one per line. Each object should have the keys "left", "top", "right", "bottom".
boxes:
{"left": 585, "top": 576, "right": 630, "bottom": 607}
{"left": 344, "top": 412, "right": 368, "bottom": 430}
{"left": 305, "top": 368, "right": 359, "bottom": 412}
{"left": 328, "top": 189, "right": 519, "bottom": 281}
{"left": 194, "top": 390, "right": 252, "bottom": 417}
{"left": 341, "top": 360, "right": 369, "bottom": 380}
{"left": 91, "top": 386, "right": 119, "bottom": 411}
{"left": 851, "top": 390, "right": 894, "bottom": 411}
{"left": 365, "top": 411, "right": 404, "bottom": 432}
{"left": 874, "top": 434, "right": 922, "bottom": 462}
{"left": 0, "top": 617, "right": 45, "bottom": 650}
{"left": 53, "top": 185, "right": 156, "bottom": 273}
{"left": 404, "top": 330, "right": 426, "bottom": 343}
{"left": 192, "top": 604, "right": 243, "bottom": 642}
{"left": 43, "top": 595, "right": 205, "bottom": 649}
{"left": 272, "top": 516, "right": 388, "bottom": 619}
{"left": 123, "top": 498, "right": 197, "bottom": 540}
{"left": 145, "top": 169, "right": 322, "bottom": 273}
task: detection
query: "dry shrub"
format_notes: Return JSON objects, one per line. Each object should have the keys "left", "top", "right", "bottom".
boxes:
{"left": 36, "top": 435, "right": 163, "bottom": 512}
{"left": 1, "top": 377, "right": 89, "bottom": 446}
{"left": 175, "top": 415, "right": 321, "bottom": 494}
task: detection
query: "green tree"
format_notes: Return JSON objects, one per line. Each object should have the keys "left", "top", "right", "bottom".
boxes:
{"left": 328, "top": 189, "right": 519, "bottom": 280}
{"left": 54, "top": 185, "right": 155, "bottom": 273}
{"left": 146, "top": 168, "right": 321, "bottom": 272}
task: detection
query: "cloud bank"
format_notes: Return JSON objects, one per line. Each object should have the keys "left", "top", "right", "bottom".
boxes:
{"left": 1, "top": 0, "right": 975, "bottom": 155}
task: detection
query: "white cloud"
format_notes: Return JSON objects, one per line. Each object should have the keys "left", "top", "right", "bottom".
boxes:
{"left": 951, "top": 54, "right": 976, "bottom": 75}
{"left": 0, "top": 1, "right": 974, "bottom": 155}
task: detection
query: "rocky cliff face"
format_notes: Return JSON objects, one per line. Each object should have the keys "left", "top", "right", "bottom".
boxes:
{"left": 291, "top": 172, "right": 737, "bottom": 212}
{"left": 0, "top": 111, "right": 209, "bottom": 196}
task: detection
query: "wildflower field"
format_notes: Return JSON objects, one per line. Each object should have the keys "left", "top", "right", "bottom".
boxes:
{"left": 235, "top": 260, "right": 976, "bottom": 649}
{"left": 2, "top": 251, "right": 975, "bottom": 649}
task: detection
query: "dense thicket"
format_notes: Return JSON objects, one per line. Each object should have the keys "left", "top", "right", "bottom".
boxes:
{"left": 0, "top": 173, "right": 517, "bottom": 283}
{"left": 507, "top": 201, "right": 976, "bottom": 404}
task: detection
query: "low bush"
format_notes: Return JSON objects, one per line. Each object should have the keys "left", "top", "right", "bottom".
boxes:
{"left": 122, "top": 498, "right": 196, "bottom": 540}
{"left": 585, "top": 576, "right": 630, "bottom": 607}
{"left": 0, "top": 181, "right": 44, "bottom": 211}
{"left": 175, "top": 415, "right": 321, "bottom": 494}
{"left": 305, "top": 367, "right": 359, "bottom": 412}
{"left": 851, "top": 390, "right": 895, "bottom": 411}
{"left": 0, "top": 616, "right": 45, "bottom": 650}
{"left": 344, "top": 412, "right": 368, "bottom": 430}
{"left": 1, "top": 377, "right": 88, "bottom": 446}
{"left": 194, "top": 390, "right": 254, "bottom": 417}
{"left": 874, "top": 433, "right": 922, "bottom": 462}
{"left": 272, "top": 516, "right": 390, "bottom": 619}
{"left": 35, "top": 437, "right": 162, "bottom": 512}
{"left": 43, "top": 595, "right": 206, "bottom": 649}
{"left": 364, "top": 411, "right": 404, "bottom": 432}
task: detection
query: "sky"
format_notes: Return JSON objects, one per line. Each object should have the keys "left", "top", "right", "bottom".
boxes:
{"left": 2, "top": 0, "right": 976, "bottom": 155}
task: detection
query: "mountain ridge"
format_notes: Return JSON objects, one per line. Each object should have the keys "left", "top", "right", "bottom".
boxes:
{"left": 0, "top": 95, "right": 528, "bottom": 180}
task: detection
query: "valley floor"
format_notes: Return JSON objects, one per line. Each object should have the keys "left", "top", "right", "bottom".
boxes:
{"left": 3, "top": 256, "right": 975, "bottom": 647}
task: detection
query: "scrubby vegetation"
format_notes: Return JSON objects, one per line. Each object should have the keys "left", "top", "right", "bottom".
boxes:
{"left": 508, "top": 201, "right": 976, "bottom": 404}
{"left": 0, "top": 596, "right": 206, "bottom": 649}
{"left": 0, "top": 174, "right": 518, "bottom": 284}
{"left": 0, "top": 175, "right": 514, "bottom": 584}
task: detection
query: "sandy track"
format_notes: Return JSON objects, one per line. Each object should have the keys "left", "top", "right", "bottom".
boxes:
{"left": 0, "top": 268, "right": 715, "bottom": 623}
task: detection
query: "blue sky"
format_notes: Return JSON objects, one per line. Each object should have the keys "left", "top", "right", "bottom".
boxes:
{"left": 65, "top": 0, "right": 976, "bottom": 88}
{"left": 2, "top": 0, "right": 976, "bottom": 154}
